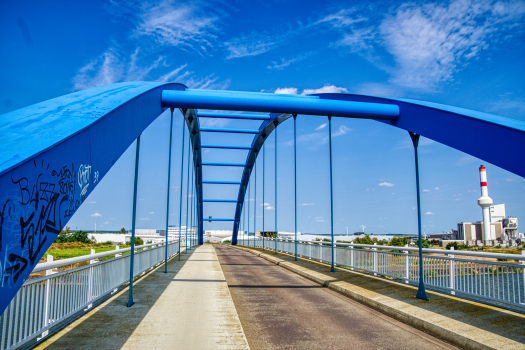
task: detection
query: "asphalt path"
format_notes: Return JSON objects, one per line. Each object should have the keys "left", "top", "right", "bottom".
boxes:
{"left": 215, "top": 246, "right": 457, "bottom": 350}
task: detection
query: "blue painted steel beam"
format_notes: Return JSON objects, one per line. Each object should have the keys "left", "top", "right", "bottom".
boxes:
{"left": 201, "top": 144, "right": 252, "bottom": 150}
{"left": 206, "top": 218, "right": 236, "bottom": 221}
{"left": 162, "top": 90, "right": 400, "bottom": 120}
{"left": 197, "top": 111, "right": 270, "bottom": 120}
{"left": 200, "top": 127, "right": 260, "bottom": 134}
{"left": 202, "top": 162, "right": 246, "bottom": 167}
{"left": 203, "top": 180, "right": 242, "bottom": 185}
{"left": 203, "top": 199, "right": 237, "bottom": 203}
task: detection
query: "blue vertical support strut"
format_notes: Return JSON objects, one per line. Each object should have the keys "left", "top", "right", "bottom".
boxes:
{"left": 248, "top": 176, "right": 251, "bottom": 247}
{"left": 164, "top": 109, "right": 174, "bottom": 273}
{"left": 128, "top": 135, "right": 141, "bottom": 307}
{"left": 275, "top": 125, "right": 278, "bottom": 254}
{"left": 178, "top": 118, "right": 186, "bottom": 261}
{"left": 185, "top": 135, "right": 190, "bottom": 253}
{"left": 409, "top": 132, "right": 429, "bottom": 301}
{"left": 189, "top": 157, "right": 195, "bottom": 250}
{"left": 294, "top": 115, "right": 298, "bottom": 261}
{"left": 254, "top": 160, "right": 257, "bottom": 248}
{"left": 328, "top": 116, "right": 335, "bottom": 273}
{"left": 262, "top": 143, "right": 265, "bottom": 251}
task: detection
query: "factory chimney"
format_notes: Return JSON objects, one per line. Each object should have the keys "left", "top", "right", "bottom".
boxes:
{"left": 477, "top": 165, "right": 493, "bottom": 240}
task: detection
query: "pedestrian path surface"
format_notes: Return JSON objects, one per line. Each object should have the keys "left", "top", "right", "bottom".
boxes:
{"left": 215, "top": 246, "right": 456, "bottom": 350}
{"left": 36, "top": 245, "right": 249, "bottom": 350}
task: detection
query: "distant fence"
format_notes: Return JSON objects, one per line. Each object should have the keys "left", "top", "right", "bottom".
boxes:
{"left": 0, "top": 239, "right": 188, "bottom": 350}
{"left": 241, "top": 237, "right": 525, "bottom": 312}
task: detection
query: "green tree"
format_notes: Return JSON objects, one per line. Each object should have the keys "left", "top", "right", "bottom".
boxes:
{"left": 415, "top": 239, "right": 431, "bottom": 248}
{"left": 119, "top": 227, "right": 126, "bottom": 234}
{"left": 134, "top": 237, "right": 144, "bottom": 246}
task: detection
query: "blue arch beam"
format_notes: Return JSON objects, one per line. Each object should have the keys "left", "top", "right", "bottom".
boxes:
{"left": 162, "top": 90, "right": 400, "bottom": 120}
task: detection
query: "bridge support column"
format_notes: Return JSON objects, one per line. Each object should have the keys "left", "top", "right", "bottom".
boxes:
{"left": 164, "top": 109, "right": 174, "bottom": 273}
{"left": 263, "top": 143, "right": 265, "bottom": 251}
{"left": 128, "top": 134, "right": 141, "bottom": 307}
{"left": 185, "top": 136, "right": 190, "bottom": 253}
{"left": 178, "top": 117, "right": 186, "bottom": 261}
{"left": 294, "top": 114, "right": 298, "bottom": 261}
{"left": 409, "top": 132, "right": 429, "bottom": 301}
{"left": 328, "top": 116, "right": 335, "bottom": 273}
{"left": 275, "top": 124, "right": 278, "bottom": 254}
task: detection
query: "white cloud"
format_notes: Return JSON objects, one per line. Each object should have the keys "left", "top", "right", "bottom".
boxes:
{"left": 103, "top": 221, "right": 109, "bottom": 225}
{"left": 140, "top": 217, "right": 152, "bottom": 221}
{"left": 315, "top": 123, "right": 327, "bottom": 130}
{"left": 316, "top": 219, "right": 325, "bottom": 222}
{"left": 265, "top": 206, "right": 274, "bottom": 210}
{"left": 434, "top": 187, "right": 439, "bottom": 190}
{"left": 268, "top": 53, "right": 311, "bottom": 70}
{"left": 379, "top": 182, "right": 394, "bottom": 187}
{"left": 423, "top": 189, "right": 430, "bottom": 192}
{"left": 89, "top": 201, "right": 97, "bottom": 204}
{"left": 274, "top": 85, "right": 349, "bottom": 96}
{"left": 301, "top": 203, "right": 315, "bottom": 206}
{"left": 332, "top": 125, "right": 351, "bottom": 137}
{"left": 225, "top": 33, "right": 276, "bottom": 59}
{"left": 324, "top": 0, "right": 525, "bottom": 91}
{"left": 134, "top": 2, "right": 218, "bottom": 51}
{"left": 274, "top": 87, "right": 298, "bottom": 95}
{"left": 91, "top": 213, "right": 102, "bottom": 217}
{"left": 149, "top": 212, "right": 154, "bottom": 214}
{"left": 303, "top": 85, "right": 349, "bottom": 94}
{"left": 425, "top": 211, "right": 434, "bottom": 215}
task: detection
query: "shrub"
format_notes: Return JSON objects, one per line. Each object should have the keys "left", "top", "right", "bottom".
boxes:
{"left": 354, "top": 234, "right": 373, "bottom": 245}
{"left": 415, "top": 239, "right": 431, "bottom": 248}
{"left": 446, "top": 242, "right": 459, "bottom": 250}
{"left": 54, "top": 229, "right": 94, "bottom": 244}
{"left": 134, "top": 237, "right": 144, "bottom": 246}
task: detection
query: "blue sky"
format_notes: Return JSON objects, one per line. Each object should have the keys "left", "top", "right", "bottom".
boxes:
{"left": 1, "top": 0, "right": 525, "bottom": 236}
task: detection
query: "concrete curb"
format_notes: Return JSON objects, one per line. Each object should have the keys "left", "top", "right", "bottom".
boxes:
{"left": 231, "top": 246, "right": 496, "bottom": 350}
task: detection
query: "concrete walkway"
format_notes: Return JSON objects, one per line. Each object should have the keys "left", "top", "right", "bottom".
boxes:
{"left": 36, "top": 245, "right": 249, "bottom": 350}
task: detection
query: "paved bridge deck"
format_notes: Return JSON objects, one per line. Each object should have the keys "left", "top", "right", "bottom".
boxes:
{"left": 36, "top": 244, "right": 522, "bottom": 349}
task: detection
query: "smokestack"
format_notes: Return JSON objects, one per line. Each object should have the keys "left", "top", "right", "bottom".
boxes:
{"left": 477, "top": 165, "right": 493, "bottom": 240}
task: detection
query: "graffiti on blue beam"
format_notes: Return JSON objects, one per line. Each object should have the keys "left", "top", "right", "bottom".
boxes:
{"left": 0, "top": 82, "right": 186, "bottom": 315}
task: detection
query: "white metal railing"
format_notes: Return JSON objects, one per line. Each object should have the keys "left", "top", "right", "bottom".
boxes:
{"left": 0, "top": 239, "right": 192, "bottom": 350}
{"left": 241, "top": 237, "right": 525, "bottom": 311}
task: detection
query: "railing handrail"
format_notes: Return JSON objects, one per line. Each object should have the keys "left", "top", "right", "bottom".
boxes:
{"left": 262, "top": 237, "right": 525, "bottom": 260}
{"left": 33, "top": 240, "right": 179, "bottom": 272}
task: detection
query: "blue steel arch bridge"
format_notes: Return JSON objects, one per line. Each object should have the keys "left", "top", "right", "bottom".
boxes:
{"left": 1, "top": 82, "right": 525, "bottom": 348}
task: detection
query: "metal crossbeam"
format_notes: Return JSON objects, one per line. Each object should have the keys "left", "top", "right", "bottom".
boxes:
{"left": 197, "top": 111, "right": 270, "bottom": 120}
{"left": 203, "top": 181, "right": 242, "bottom": 185}
{"left": 203, "top": 199, "right": 237, "bottom": 203}
{"left": 200, "top": 127, "right": 260, "bottom": 134}
{"left": 202, "top": 162, "right": 246, "bottom": 167}
{"left": 201, "top": 144, "right": 252, "bottom": 150}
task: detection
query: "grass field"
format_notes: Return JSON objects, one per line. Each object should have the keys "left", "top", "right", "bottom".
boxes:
{"left": 40, "top": 242, "right": 132, "bottom": 262}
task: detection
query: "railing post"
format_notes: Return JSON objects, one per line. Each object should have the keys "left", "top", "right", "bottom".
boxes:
{"left": 128, "top": 134, "right": 141, "bottom": 307}
{"left": 522, "top": 251, "right": 525, "bottom": 304}
{"left": 374, "top": 243, "right": 378, "bottom": 276}
{"left": 350, "top": 244, "right": 354, "bottom": 270}
{"left": 450, "top": 247, "right": 455, "bottom": 295}
{"left": 88, "top": 249, "right": 95, "bottom": 304}
{"left": 115, "top": 245, "right": 120, "bottom": 257}
{"left": 319, "top": 242, "right": 323, "bottom": 263}
{"left": 405, "top": 244, "right": 409, "bottom": 283}
{"left": 43, "top": 255, "right": 53, "bottom": 326}
{"left": 521, "top": 250, "right": 525, "bottom": 304}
